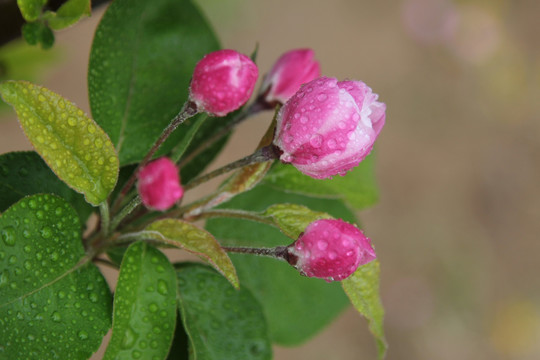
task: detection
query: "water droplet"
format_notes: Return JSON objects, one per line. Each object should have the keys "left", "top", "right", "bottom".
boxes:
{"left": 55, "top": 207, "right": 63, "bottom": 216}
{"left": 139, "top": 340, "right": 148, "bottom": 349}
{"left": 157, "top": 279, "right": 168, "bottom": 295}
{"left": 284, "top": 134, "right": 294, "bottom": 143}
{"left": 327, "top": 138, "right": 337, "bottom": 149}
{"left": 317, "top": 94, "right": 328, "bottom": 102}
{"left": 1, "top": 226, "right": 16, "bottom": 246}
{"left": 51, "top": 311, "right": 61, "bottom": 322}
{"left": 24, "top": 260, "right": 32, "bottom": 270}
{"left": 18, "top": 167, "right": 29, "bottom": 176}
{"left": 328, "top": 251, "right": 337, "bottom": 260}
{"left": 317, "top": 240, "right": 328, "bottom": 250}
{"left": 78, "top": 330, "right": 88, "bottom": 340}
{"left": 149, "top": 303, "right": 158, "bottom": 313}
{"left": 8, "top": 255, "right": 17, "bottom": 264}
{"left": 89, "top": 293, "right": 98, "bottom": 303}
{"left": 300, "top": 115, "right": 308, "bottom": 124}
{"left": 67, "top": 117, "right": 77, "bottom": 127}
{"left": 150, "top": 340, "right": 158, "bottom": 349}
{"left": 121, "top": 327, "right": 137, "bottom": 349}
{"left": 309, "top": 134, "right": 323, "bottom": 148}
{"left": 36, "top": 211, "right": 45, "bottom": 220}
{"left": 57, "top": 290, "right": 66, "bottom": 299}
{"left": 87, "top": 124, "right": 96, "bottom": 134}
{"left": 132, "top": 350, "right": 141, "bottom": 359}
{"left": 40, "top": 227, "right": 52, "bottom": 239}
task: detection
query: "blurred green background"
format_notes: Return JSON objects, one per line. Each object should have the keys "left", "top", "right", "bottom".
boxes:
{"left": 1, "top": 0, "right": 539, "bottom": 359}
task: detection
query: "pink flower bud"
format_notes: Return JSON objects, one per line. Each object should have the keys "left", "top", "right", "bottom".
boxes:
{"left": 273, "top": 76, "right": 386, "bottom": 179}
{"left": 261, "top": 48, "right": 321, "bottom": 104}
{"left": 287, "top": 219, "right": 376, "bottom": 282}
{"left": 137, "top": 157, "right": 183, "bottom": 211}
{"left": 189, "top": 49, "right": 259, "bottom": 117}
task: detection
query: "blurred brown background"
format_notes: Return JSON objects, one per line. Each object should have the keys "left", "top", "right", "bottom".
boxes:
{"left": 1, "top": 0, "right": 539, "bottom": 359}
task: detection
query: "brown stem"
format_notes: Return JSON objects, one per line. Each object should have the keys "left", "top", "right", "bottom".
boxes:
{"left": 178, "top": 101, "right": 268, "bottom": 168}
{"left": 184, "top": 145, "right": 279, "bottom": 191}
{"left": 222, "top": 245, "right": 289, "bottom": 261}
{"left": 113, "top": 101, "right": 199, "bottom": 212}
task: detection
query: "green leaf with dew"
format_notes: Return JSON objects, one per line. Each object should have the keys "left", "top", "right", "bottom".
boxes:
{"left": 88, "top": 0, "right": 220, "bottom": 165}
{"left": 104, "top": 242, "right": 177, "bottom": 360}
{"left": 0, "top": 194, "right": 111, "bottom": 359}
{"left": 0, "top": 151, "right": 93, "bottom": 225}
{"left": 264, "top": 152, "right": 379, "bottom": 209}
{"left": 0, "top": 81, "right": 119, "bottom": 206}
{"left": 176, "top": 263, "right": 272, "bottom": 360}
{"left": 205, "top": 184, "right": 353, "bottom": 345}
{"left": 342, "top": 260, "right": 387, "bottom": 359}
{"left": 146, "top": 219, "right": 239, "bottom": 289}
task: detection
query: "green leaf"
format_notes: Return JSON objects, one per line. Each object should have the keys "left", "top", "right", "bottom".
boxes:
{"left": 342, "top": 260, "right": 387, "bottom": 359}
{"left": 21, "top": 22, "right": 41, "bottom": 46}
{"left": 17, "top": 0, "right": 47, "bottom": 22}
{"left": 176, "top": 263, "right": 272, "bottom": 360}
{"left": 104, "top": 242, "right": 177, "bottom": 360}
{"left": 44, "top": 0, "right": 91, "bottom": 31}
{"left": 262, "top": 203, "right": 331, "bottom": 239}
{"left": 88, "top": 0, "right": 220, "bottom": 165}
{"left": 21, "top": 21, "right": 55, "bottom": 49}
{"left": 264, "top": 152, "right": 379, "bottom": 209}
{"left": 205, "top": 184, "right": 353, "bottom": 345}
{"left": 0, "top": 81, "right": 119, "bottom": 206}
{"left": 0, "top": 194, "right": 112, "bottom": 359}
{"left": 0, "top": 151, "right": 93, "bottom": 225}
{"left": 146, "top": 219, "right": 239, "bottom": 289}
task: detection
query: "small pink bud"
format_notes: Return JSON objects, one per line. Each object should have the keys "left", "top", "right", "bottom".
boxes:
{"left": 137, "top": 158, "right": 183, "bottom": 211}
{"left": 261, "top": 48, "right": 321, "bottom": 104}
{"left": 189, "top": 49, "right": 259, "bottom": 117}
{"left": 287, "top": 219, "right": 376, "bottom": 282}
{"left": 273, "top": 76, "right": 386, "bottom": 179}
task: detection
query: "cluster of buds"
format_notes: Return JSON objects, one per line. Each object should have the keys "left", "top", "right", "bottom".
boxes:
{"left": 136, "top": 47, "right": 384, "bottom": 280}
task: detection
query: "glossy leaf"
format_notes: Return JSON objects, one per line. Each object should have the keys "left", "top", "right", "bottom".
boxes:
{"left": 0, "top": 151, "right": 93, "bottom": 224}
{"left": 0, "top": 81, "right": 119, "bottom": 205}
{"left": 0, "top": 194, "right": 112, "bottom": 359}
{"left": 146, "top": 219, "right": 239, "bottom": 289}
{"left": 44, "top": 0, "right": 91, "bottom": 30}
{"left": 262, "top": 203, "right": 331, "bottom": 239}
{"left": 16, "top": 0, "right": 46, "bottom": 21}
{"left": 205, "top": 184, "right": 353, "bottom": 345}
{"left": 104, "top": 242, "right": 177, "bottom": 360}
{"left": 176, "top": 263, "right": 272, "bottom": 360}
{"left": 264, "top": 152, "right": 379, "bottom": 209}
{"left": 88, "top": 0, "right": 220, "bottom": 165}
{"left": 342, "top": 260, "right": 387, "bottom": 359}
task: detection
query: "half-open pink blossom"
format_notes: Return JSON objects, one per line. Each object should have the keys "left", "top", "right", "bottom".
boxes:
{"left": 189, "top": 49, "right": 259, "bottom": 117}
{"left": 261, "top": 48, "right": 320, "bottom": 105}
{"left": 287, "top": 219, "right": 376, "bottom": 282}
{"left": 273, "top": 76, "right": 386, "bottom": 179}
{"left": 137, "top": 157, "right": 183, "bottom": 211}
